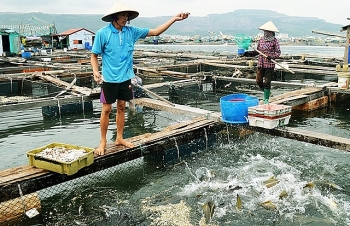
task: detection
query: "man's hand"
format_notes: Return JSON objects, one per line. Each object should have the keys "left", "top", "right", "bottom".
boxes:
{"left": 174, "top": 12, "right": 190, "bottom": 21}
{"left": 93, "top": 72, "right": 103, "bottom": 84}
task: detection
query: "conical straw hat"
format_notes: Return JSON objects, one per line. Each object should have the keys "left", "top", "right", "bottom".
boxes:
{"left": 259, "top": 21, "right": 279, "bottom": 32}
{"left": 102, "top": 1, "right": 139, "bottom": 22}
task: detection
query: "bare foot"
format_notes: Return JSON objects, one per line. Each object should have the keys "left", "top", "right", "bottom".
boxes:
{"left": 115, "top": 139, "right": 134, "bottom": 148}
{"left": 94, "top": 142, "right": 106, "bottom": 155}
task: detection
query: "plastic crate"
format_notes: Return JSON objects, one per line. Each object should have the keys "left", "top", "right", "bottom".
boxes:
{"left": 27, "top": 142, "right": 94, "bottom": 175}
{"left": 248, "top": 104, "right": 292, "bottom": 119}
{"left": 248, "top": 115, "right": 291, "bottom": 129}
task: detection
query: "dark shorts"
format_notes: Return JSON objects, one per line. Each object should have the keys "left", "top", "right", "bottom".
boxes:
{"left": 100, "top": 80, "right": 133, "bottom": 104}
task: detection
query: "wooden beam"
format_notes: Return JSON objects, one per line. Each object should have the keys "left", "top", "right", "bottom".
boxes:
{"left": 311, "top": 30, "right": 346, "bottom": 38}
{"left": 251, "top": 126, "right": 350, "bottom": 151}
{"left": 35, "top": 74, "right": 93, "bottom": 96}
{"left": 213, "top": 76, "right": 322, "bottom": 88}
{"left": 292, "top": 96, "right": 329, "bottom": 111}
{"left": 131, "top": 98, "right": 221, "bottom": 122}
{"left": 0, "top": 95, "right": 96, "bottom": 113}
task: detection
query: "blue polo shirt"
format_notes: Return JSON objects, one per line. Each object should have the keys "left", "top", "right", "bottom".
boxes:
{"left": 92, "top": 23, "right": 149, "bottom": 83}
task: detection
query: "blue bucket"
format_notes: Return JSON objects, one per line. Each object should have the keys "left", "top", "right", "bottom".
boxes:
{"left": 22, "top": 52, "right": 31, "bottom": 59}
{"left": 237, "top": 48, "right": 245, "bottom": 56}
{"left": 220, "top": 93, "right": 259, "bottom": 124}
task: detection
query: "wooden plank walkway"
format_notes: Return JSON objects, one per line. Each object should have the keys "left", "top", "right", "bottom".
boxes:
{"left": 0, "top": 117, "right": 223, "bottom": 202}
{"left": 269, "top": 87, "right": 324, "bottom": 105}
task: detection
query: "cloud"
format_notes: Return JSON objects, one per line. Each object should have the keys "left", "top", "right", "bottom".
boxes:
{"left": 0, "top": 0, "right": 348, "bottom": 25}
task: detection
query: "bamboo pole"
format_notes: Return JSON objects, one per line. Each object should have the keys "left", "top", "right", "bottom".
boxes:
{"left": 136, "top": 84, "right": 175, "bottom": 107}
{"left": 344, "top": 27, "right": 350, "bottom": 66}
{"left": 252, "top": 47, "right": 295, "bottom": 74}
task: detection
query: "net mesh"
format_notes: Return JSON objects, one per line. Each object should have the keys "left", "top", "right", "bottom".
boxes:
{"left": 234, "top": 34, "right": 253, "bottom": 50}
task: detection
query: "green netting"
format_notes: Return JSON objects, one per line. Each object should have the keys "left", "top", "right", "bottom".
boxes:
{"left": 234, "top": 34, "right": 253, "bottom": 50}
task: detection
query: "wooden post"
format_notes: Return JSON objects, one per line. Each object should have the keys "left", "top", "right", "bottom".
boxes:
{"left": 345, "top": 27, "right": 350, "bottom": 66}
{"left": 0, "top": 192, "right": 41, "bottom": 223}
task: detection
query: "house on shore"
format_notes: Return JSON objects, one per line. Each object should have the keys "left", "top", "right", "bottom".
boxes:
{"left": 52, "top": 28, "right": 94, "bottom": 50}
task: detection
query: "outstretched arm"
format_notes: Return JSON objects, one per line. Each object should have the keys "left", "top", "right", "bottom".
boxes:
{"left": 147, "top": 12, "right": 190, "bottom": 37}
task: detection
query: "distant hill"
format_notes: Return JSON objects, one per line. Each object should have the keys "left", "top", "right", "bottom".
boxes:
{"left": 0, "top": 9, "right": 345, "bottom": 37}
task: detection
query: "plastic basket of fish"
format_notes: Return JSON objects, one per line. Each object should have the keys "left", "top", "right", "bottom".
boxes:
{"left": 248, "top": 104, "right": 292, "bottom": 119}
{"left": 27, "top": 142, "right": 94, "bottom": 175}
{"left": 248, "top": 115, "right": 291, "bottom": 129}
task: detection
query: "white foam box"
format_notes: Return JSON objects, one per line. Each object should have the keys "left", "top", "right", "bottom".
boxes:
{"left": 248, "top": 115, "right": 291, "bottom": 129}
{"left": 248, "top": 104, "right": 292, "bottom": 118}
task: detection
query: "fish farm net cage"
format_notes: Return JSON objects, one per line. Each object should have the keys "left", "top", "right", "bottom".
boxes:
{"left": 0, "top": 127, "right": 221, "bottom": 225}
{"left": 1, "top": 157, "right": 169, "bottom": 225}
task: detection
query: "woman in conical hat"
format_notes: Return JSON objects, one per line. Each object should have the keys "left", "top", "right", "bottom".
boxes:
{"left": 256, "top": 21, "right": 281, "bottom": 104}
{"left": 91, "top": 1, "right": 189, "bottom": 155}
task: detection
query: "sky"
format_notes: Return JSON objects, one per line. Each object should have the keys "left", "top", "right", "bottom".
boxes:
{"left": 0, "top": 0, "right": 349, "bottom": 25}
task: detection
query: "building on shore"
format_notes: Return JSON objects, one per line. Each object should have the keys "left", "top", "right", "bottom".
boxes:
{"left": 51, "top": 28, "right": 94, "bottom": 50}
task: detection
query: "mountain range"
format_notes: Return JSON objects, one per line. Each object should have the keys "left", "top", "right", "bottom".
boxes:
{"left": 0, "top": 9, "right": 346, "bottom": 38}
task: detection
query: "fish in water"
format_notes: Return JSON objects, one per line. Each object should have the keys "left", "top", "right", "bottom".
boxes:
{"left": 202, "top": 201, "right": 215, "bottom": 224}
{"left": 303, "top": 182, "right": 315, "bottom": 189}
{"left": 279, "top": 190, "right": 288, "bottom": 200}
{"left": 321, "top": 182, "right": 343, "bottom": 191}
{"left": 261, "top": 200, "right": 277, "bottom": 211}
{"left": 304, "top": 181, "right": 343, "bottom": 191}
{"left": 236, "top": 194, "right": 242, "bottom": 211}
{"left": 228, "top": 185, "right": 243, "bottom": 191}
{"left": 263, "top": 176, "right": 280, "bottom": 188}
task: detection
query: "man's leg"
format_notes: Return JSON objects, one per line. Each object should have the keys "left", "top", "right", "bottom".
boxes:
{"left": 115, "top": 99, "right": 134, "bottom": 148}
{"left": 94, "top": 103, "right": 112, "bottom": 155}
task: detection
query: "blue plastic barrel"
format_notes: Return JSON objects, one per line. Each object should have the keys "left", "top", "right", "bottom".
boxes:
{"left": 348, "top": 47, "right": 350, "bottom": 64}
{"left": 220, "top": 93, "right": 259, "bottom": 124}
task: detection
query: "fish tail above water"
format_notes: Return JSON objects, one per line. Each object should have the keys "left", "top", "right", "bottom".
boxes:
{"left": 236, "top": 194, "right": 242, "bottom": 211}
{"left": 261, "top": 200, "right": 277, "bottom": 211}
{"left": 263, "top": 176, "right": 280, "bottom": 188}
{"left": 202, "top": 201, "right": 215, "bottom": 224}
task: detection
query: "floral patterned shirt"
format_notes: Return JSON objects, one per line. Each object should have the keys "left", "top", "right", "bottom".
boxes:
{"left": 257, "top": 37, "right": 281, "bottom": 68}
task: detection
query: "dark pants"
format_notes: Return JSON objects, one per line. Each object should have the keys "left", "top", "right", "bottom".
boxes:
{"left": 256, "top": 68, "right": 274, "bottom": 89}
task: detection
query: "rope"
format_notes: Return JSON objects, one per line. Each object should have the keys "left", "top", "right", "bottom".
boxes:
{"left": 313, "top": 10, "right": 350, "bottom": 30}
{"left": 18, "top": 184, "right": 27, "bottom": 214}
